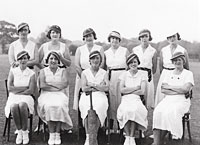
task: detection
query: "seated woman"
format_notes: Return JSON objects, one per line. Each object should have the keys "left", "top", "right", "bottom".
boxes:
{"left": 152, "top": 52, "right": 194, "bottom": 145}
{"left": 5, "top": 51, "right": 36, "bottom": 145}
{"left": 117, "top": 53, "right": 148, "bottom": 145}
{"left": 37, "top": 51, "right": 73, "bottom": 145}
{"left": 79, "top": 51, "right": 109, "bottom": 145}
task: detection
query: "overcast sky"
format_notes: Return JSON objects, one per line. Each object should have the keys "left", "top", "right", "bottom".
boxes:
{"left": 0, "top": 0, "right": 199, "bottom": 42}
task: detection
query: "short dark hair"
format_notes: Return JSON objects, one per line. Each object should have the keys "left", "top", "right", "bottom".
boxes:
{"left": 45, "top": 51, "right": 61, "bottom": 64}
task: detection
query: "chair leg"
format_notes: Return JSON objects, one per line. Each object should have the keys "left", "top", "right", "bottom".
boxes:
{"left": 3, "top": 118, "right": 8, "bottom": 137}
{"left": 182, "top": 119, "right": 185, "bottom": 140}
{"left": 29, "top": 115, "right": 33, "bottom": 140}
{"left": 107, "top": 118, "right": 110, "bottom": 144}
{"left": 7, "top": 117, "right": 11, "bottom": 141}
{"left": 187, "top": 120, "right": 192, "bottom": 142}
{"left": 43, "top": 122, "right": 46, "bottom": 142}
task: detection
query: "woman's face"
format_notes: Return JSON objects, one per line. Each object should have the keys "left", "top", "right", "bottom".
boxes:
{"left": 128, "top": 58, "right": 138, "bottom": 70}
{"left": 84, "top": 34, "right": 94, "bottom": 44}
{"left": 48, "top": 54, "right": 59, "bottom": 68}
{"left": 140, "top": 33, "right": 150, "bottom": 44}
{"left": 90, "top": 55, "right": 101, "bottom": 68}
{"left": 50, "top": 30, "right": 60, "bottom": 40}
{"left": 18, "top": 26, "right": 29, "bottom": 38}
{"left": 167, "top": 34, "right": 178, "bottom": 45}
{"left": 19, "top": 55, "right": 29, "bottom": 67}
{"left": 173, "top": 57, "right": 184, "bottom": 69}
{"left": 110, "top": 36, "right": 120, "bottom": 47}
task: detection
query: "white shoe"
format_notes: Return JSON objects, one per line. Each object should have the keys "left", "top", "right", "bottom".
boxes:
{"left": 16, "top": 130, "right": 23, "bottom": 144}
{"left": 149, "top": 134, "right": 154, "bottom": 138}
{"left": 48, "top": 133, "right": 55, "bottom": 145}
{"left": 123, "top": 136, "right": 130, "bottom": 145}
{"left": 22, "top": 130, "right": 29, "bottom": 145}
{"left": 130, "top": 137, "right": 136, "bottom": 145}
{"left": 55, "top": 133, "right": 61, "bottom": 145}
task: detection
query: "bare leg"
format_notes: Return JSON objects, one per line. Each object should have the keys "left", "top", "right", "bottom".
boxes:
{"left": 10, "top": 104, "right": 22, "bottom": 130}
{"left": 124, "top": 121, "right": 131, "bottom": 136}
{"left": 160, "top": 130, "right": 167, "bottom": 145}
{"left": 153, "top": 129, "right": 161, "bottom": 145}
{"left": 84, "top": 117, "right": 89, "bottom": 134}
{"left": 55, "top": 121, "right": 61, "bottom": 133}
{"left": 48, "top": 121, "right": 56, "bottom": 133}
{"left": 130, "top": 121, "right": 136, "bottom": 137}
{"left": 19, "top": 102, "right": 29, "bottom": 131}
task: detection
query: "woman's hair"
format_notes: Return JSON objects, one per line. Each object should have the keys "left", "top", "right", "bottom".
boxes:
{"left": 126, "top": 53, "right": 140, "bottom": 70}
{"left": 45, "top": 51, "right": 61, "bottom": 64}
{"left": 89, "top": 50, "right": 102, "bottom": 65}
{"left": 108, "top": 31, "right": 121, "bottom": 42}
{"left": 46, "top": 25, "right": 62, "bottom": 39}
{"left": 83, "top": 28, "right": 97, "bottom": 41}
{"left": 17, "top": 51, "right": 30, "bottom": 61}
{"left": 138, "top": 29, "right": 152, "bottom": 41}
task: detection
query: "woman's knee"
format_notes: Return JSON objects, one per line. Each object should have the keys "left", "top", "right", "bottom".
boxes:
{"left": 10, "top": 103, "right": 19, "bottom": 112}
{"left": 19, "top": 102, "right": 28, "bottom": 110}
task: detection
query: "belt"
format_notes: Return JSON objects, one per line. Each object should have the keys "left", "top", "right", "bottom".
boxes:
{"left": 28, "top": 66, "right": 34, "bottom": 69}
{"left": 138, "top": 67, "right": 152, "bottom": 82}
{"left": 108, "top": 68, "right": 126, "bottom": 81}
{"left": 163, "top": 67, "right": 175, "bottom": 70}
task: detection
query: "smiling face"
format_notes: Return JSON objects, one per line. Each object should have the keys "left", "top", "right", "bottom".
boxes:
{"left": 84, "top": 33, "right": 94, "bottom": 44}
{"left": 50, "top": 30, "right": 61, "bottom": 40}
{"left": 18, "top": 26, "right": 29, "bottom": 39}
{"left": 139, "top": 33, "right": 150, "bottom": 45}
{"left": 128, "top": 58, "right": 139, "bottom": 70}
{"left": 48, "top": 54, "right": 59, "bottom": 68}
{"left": 19, "top": 54, "right": 29, "bottom": 67}
{"left": 172, "top": 57, "right": 184, "bottom": 69}
{"left": 90, "top": 54, "right": 101, "bottom": 69}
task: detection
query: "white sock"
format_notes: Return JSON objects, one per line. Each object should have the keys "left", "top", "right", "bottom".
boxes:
{"left": 86, "top": 134, "right": 89, "bottom": 139}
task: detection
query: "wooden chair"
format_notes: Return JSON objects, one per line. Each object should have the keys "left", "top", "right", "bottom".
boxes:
{"left": 77, "top": 89, "right": 111, "bottom": 144}
{"left": 2, "top": 79, "right": 33, "bottom": 142}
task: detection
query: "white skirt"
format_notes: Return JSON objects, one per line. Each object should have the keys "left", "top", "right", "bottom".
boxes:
{"left": 153, "top": 95, "right": 190, "bottom": 139}
{"left": 5, "top": 93, "right": 34, "bottom": 118}
{"left": 117, "top": 94, "right": 148, "bottom": 131}
{"left": 37, "top": 91, "right": 73, "bottom": 130}
{"left": 79, "top": 91, "right": 108, "bottom": 127}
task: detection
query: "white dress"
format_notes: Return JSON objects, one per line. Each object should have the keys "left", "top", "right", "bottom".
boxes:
{"left": 37, "top": 67, "right": 73, "bottom": 130}
{"left": 153, "top": 69, "right": 194, "bottom": 139}
{"left": 117, "top": 70, "right": 148, "bottom": 130}
{"left": 79, "top": 68, "right": 108, "bottom": 126}
{"left": 73, "top": 44, "right": 102, "bottom": 110}
{"left": 104, "top": 46, "right": 127, "bottom": 129}
{"left": 5, "top": 67, "right": 35, "bottom": 118}
{"left": 155, "top": 45, "right": 186, "bottom": 107}
{"left": 133, "top": 45, "right": 156, "bottom": 108}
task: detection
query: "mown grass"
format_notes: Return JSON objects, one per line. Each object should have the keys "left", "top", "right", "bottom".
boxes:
{"left": 0, "top": 54, "right": 199, "bottom": 145}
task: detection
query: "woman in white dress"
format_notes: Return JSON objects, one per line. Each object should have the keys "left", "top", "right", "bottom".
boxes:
{"left": 79, "top": 51, "right": 109, "bottom": 145}
{"left": 132, "top": 29, "right": 157, "bottom": 108}
{"left": 8, "top": 23, "right": 39, "bottom": 69}
{"left": 155, "top": 32, "right": 189, "bottom": 107}
{"left": 104, "top": 31, "right": 129, "bottom": 132}
{"left": 117, "top": 53, "right": 148, "bottom": 145}
{"left": 73, "top": 28, "right": 104, "bottom": 110}
{"left": 152, "top": 52, "right": 194, "bottom": 145}
{"left": 37, "top": 51, "right": 73, "bottom": 145}
{"left": 5, "top": 51, "right": 36, "bottom": 145}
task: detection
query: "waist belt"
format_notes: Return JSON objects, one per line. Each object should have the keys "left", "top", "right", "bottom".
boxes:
{"left": 108, "top": 68, "right": 126, "bottom": 81}
{"left": 163, "top": 67, "right": 175, "bottom": 70}
{"left": 138, "top": 67, "right": 152, "bottom": 82}
{"left": 28, "top": 66, "right": 34, "bottom": 69}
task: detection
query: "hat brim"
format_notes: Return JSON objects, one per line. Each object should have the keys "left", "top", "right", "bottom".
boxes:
{"left": 171, "top": 54, "right": 185, "bottom": 60}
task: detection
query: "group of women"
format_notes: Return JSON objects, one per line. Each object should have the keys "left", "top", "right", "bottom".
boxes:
{"left": 4, "top": 22, "right": 194, "bottom": 145}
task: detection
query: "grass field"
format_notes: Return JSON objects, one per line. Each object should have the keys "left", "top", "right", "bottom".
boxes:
{"left": 0, "top": 54, "right": 200, "bottom": 145}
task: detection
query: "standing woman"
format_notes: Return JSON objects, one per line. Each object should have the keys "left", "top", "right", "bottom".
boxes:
{"left": 117, "top": 53, "right": 148, "bottom": 145}
{"left": 104, "top": 31, "right": 129, "bottom": 132}
{"left": 154, "top": 32, "right": 189, "bottom": 107}
{"left": 37, "top": 51, "right": 73, "bottom": 145}
{"left": 132, "top": 29, "right": 157, "bottom": 108}
{"left": 73, "top": 28, "right": 104, "bottom": 110}
{"left": 79, "top": 51, "right": 109, "bottom": 145}
{"left": 152, "top": 52, "right": 194, "bottom": 145}
{"left": 8, "top": 23, "right": 39, "bottom": 69}
{"left": 5, "top": 51, "right": 36, "bottom": 144}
